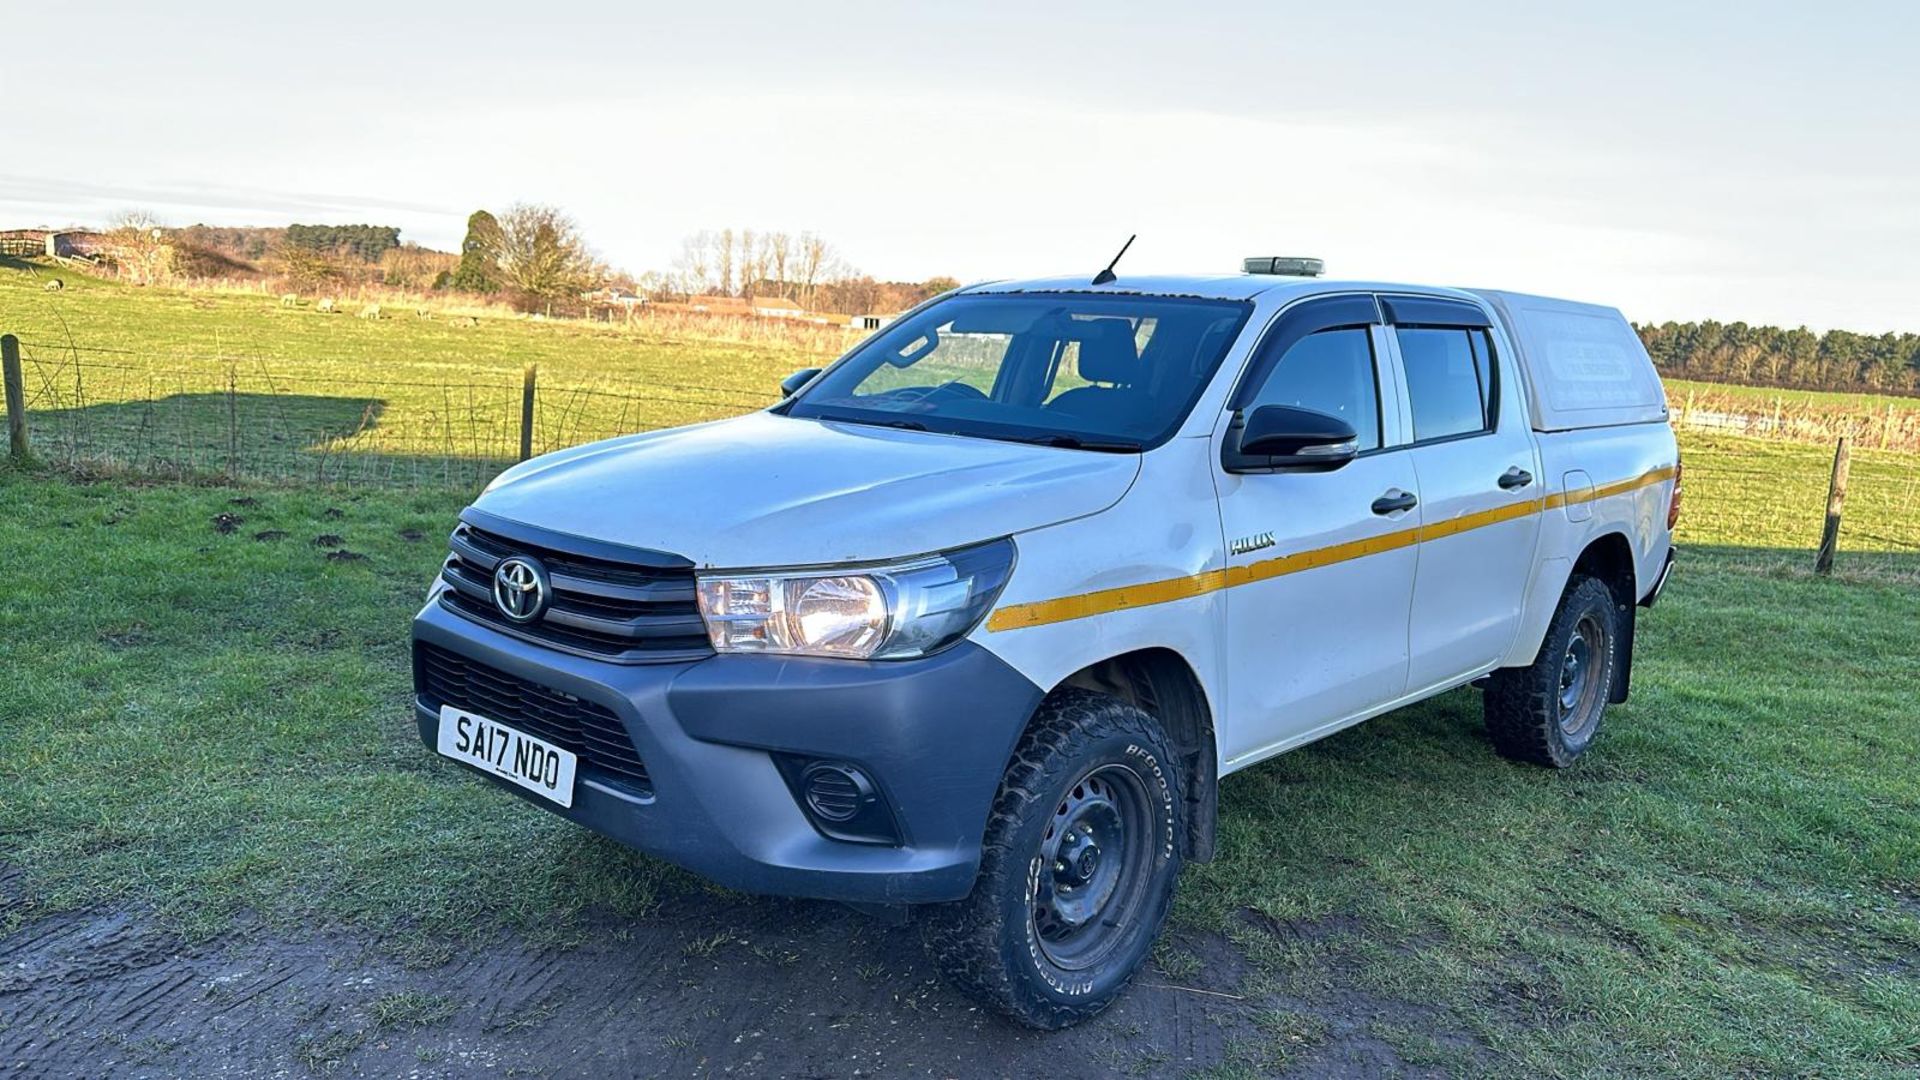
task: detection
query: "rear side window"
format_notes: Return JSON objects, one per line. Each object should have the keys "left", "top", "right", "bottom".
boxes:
{"left": 1244, "top": 328, "right": 1382, "bottom": 450}
{"left": 1396, "top": 327, "right": 1495, "bottom": 441}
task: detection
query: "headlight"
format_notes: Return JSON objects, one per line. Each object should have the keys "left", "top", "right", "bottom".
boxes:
{"left": 695, "top": 538, "right": 1015, "bottom": 660}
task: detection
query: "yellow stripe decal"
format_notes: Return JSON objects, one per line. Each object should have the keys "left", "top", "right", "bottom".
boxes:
{"left": 984, "top": 465, "right": 1676, "bottom": 632}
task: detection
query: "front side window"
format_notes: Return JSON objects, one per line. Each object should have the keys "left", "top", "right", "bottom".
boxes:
{"left": 1397, "top": 327, "right": 1495, "bottom": 441}
{"left": 1244, "top": 327, "right": 1382, "bottom": 450}
{"left": 786, "top": 293, "right": 1252, "bottom": 450}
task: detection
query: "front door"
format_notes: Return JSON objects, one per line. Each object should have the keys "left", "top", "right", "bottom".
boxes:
{"left": 1216, "top": 298, "right": 1420, "bottom": 765}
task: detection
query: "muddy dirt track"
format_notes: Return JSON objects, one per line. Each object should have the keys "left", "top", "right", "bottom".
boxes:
{"left": 0, "top": 873, "right": 1483, "bottom": 1079}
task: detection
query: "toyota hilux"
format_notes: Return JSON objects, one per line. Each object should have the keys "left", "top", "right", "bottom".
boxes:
{"left": 411, "top": 259, "right": 1679, "bottom": 1028}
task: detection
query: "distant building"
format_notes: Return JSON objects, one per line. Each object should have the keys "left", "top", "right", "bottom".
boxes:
{"left": 751, "top": 295, "right": 806, "bottom": 319}
{"left": 0, "top": 229, "right": 47, "bottom": 257}
{"left": 689, "top": 294, "right": 752, "bottom": 314}
{"left": 583, "top": 286, "right": 645, "bottom": 307}
{"left": 850, "top": 314, "right": 893, "bottom": 331}
{"left": 0, "top": 229, "right": 109, "bottom": 259}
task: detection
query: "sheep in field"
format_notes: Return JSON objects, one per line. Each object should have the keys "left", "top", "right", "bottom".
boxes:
{"left": 358, "top": 304, "right": 382, "bottom": 320}
{"left": 316, "top": 297, "right": 337, "bottom": 313}
{"left": 280, "top": 293, "right": 298, "bottom": 307}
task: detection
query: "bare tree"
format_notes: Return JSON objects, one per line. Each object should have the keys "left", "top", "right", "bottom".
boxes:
{"left": 274, "top": 241, "right": 344, "bottom": 290}
{"left": 105, "top": 210, "right": 173, "bottom": 285}
{"left": 766, "top": 231, "right": 792, "bottom": 294}
{"left": 738, "top": 229, "right": 769, "bottom": 297}
{"left": 487, "top": 203, "right": 603, "bottom": 315}
{"left": 796, "top": 231, "right": 846, "bottom": 309}
{"left": 714, "top": 228, "right": 736, "bottom": 297}
{"left": 670, "top": 230, "right": 715, "bottom": 297}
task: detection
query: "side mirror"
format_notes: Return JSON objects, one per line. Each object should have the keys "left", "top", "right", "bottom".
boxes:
{"left": 780, "top": 367, "right": 822, "bottom": 398}
{"left": 1226, "top": 405, "right": 1359, "bottom": 472}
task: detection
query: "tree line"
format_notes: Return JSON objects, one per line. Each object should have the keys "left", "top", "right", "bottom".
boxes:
{"left": 284, "top": 223, "right": 400, "bottom": 263}
{"left": 1636, "top": 320, "right": 1920, "bottom": 395}
{"left": 91, "top": 203, "right": 953, "bottom": 317}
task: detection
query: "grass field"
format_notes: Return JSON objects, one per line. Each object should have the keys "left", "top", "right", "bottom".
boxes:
{"left": 8, "top": 259, "right": 1920, "bottom": 482}
{"left": 4, "top": 259, "right": 1919, "bottom": 1074}
{"left": 3, "top": 427, "right": 1917, "bottom": 1076}
{"left": 0, "top": 257, "right": 840, "bottom": 484}
{"left": 1666, "top": 376, "right": 1920, "bottom": 413}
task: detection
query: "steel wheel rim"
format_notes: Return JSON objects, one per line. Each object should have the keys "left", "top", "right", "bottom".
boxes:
{"left": 1558, "top": 614, "right": 1604, "bottom": 734}
{"left": 1029, "top": 764, "right": 1155, "bottom": 971}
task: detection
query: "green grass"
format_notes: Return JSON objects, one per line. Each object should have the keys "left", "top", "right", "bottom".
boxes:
{"left": 10, "top": 260, "right": 1918, "bottom": 488}
{"left": 0, "top": 258, "right": 839, "bottom": 483}
{"left": 0, "top": 471, "right": 687, "bottom": 948}
{"left": 4, "top": 262, "right": 1919, "bottom": 1073}
{"left": 1676, "top": 432, "right": 1920, "bottom": 578}
{"left": 2, "top": 428, "right": 1916, "bottom": 1076}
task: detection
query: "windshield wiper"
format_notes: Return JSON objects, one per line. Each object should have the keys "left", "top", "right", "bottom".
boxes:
{"left": 818, "top": 412, "right": 928, "bottom": 432}
{"left": 1011, "top": 433, "right": 1141, "bottom": 453}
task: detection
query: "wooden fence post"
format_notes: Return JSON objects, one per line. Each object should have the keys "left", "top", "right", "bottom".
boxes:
{"left": 2, "top": 334, "right": 27, "bottom": 462}
{"left": 519, "top": 365, "right": 538, "bottom": 462}
{"left": 225, "top": 367, "right": 239, "bottom": 479}
{"left": 1814, "top": 436, "right": 1851, "bottom": 576}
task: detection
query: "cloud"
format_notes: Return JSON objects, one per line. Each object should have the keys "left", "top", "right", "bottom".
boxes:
{"left": 0, "top": 174, "right": 453, "bottom": 225}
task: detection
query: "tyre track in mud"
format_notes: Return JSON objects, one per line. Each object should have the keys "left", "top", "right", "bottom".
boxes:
{"left": 0, "top": 876, "right": 1475, "bottom": 1077}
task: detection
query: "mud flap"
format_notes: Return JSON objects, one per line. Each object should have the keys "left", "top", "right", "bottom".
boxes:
{"left": 1609, "top": 601, "right": 1634, "bottom": 704}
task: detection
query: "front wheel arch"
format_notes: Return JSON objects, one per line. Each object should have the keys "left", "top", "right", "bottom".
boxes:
{"left": 1052, "top": 648, "right": 1217, "bottom": 863}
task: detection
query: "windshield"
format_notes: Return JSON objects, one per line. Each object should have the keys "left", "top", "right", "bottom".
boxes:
{"left": 786, "top": 292, "right": 1253, "bottom": 450}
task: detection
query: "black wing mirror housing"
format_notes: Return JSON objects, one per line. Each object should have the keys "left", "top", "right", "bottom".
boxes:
{"left": 780, "top": 367, "right": 823, "bottom": 398}
{"left": 1224, "top": 404, "right": 1359, "bottom": 473}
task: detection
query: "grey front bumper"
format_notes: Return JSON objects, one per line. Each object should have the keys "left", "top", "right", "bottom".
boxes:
{"left": 411, "top": 600, "right": 1044, "bottom": 904}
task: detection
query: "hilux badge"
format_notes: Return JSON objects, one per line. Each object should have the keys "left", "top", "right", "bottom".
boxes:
{"left": 1230, "top": 532, "right": 1276, "bottom": 556}
{"left": 492, "top": 556, "right": 550, "bottom": 623}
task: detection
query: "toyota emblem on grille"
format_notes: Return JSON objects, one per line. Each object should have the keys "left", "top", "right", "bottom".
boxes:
{"left": 492, "top": 556, "right": 550, "bottom": 623}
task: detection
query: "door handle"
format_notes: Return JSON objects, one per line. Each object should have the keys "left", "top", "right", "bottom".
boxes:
{"left": 1371, "top": 489, "right": 1418, "bottom": 515}
{"left": 1498, "top": 467, "right": 1534, "bottom": 491}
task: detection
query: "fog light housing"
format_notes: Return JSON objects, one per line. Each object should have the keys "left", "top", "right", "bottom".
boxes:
{"left": 802, "top": 762, "right": 873, "bottom": 822}
{"left": 774, "top": 757, "right": 901, "bottom": 845}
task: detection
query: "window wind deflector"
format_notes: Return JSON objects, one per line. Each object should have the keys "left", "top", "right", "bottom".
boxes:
{"left": 1379, "top": 296, "right": 1491, "bottom": 328}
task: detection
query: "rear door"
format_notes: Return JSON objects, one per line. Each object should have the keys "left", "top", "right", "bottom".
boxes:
{"left": 1380, "top": 295, "right": 1543, "bottom": 692}
{"left": 1215, "top": 295, "right": 1421, "bottom": 764}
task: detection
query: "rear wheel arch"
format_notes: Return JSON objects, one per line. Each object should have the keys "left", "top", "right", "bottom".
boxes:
{"left": 1052, "top": 648, "right": 1218, "bottom": 863}
{"left": 1573, "top": 531, "right": 1637, "bottom": 610}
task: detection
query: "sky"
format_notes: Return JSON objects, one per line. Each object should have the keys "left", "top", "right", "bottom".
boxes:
{"left": 4, "top": 1, "right": 1916, "bottom": 331}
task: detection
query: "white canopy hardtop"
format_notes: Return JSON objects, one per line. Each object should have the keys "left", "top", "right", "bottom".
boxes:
{"left": 1470, "top": 289, "right": 1669, "bottom": 432}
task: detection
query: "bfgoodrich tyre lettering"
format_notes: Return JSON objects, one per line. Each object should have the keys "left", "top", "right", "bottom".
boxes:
{"left": 921, "top": 689, "right": 1183, "bottom": 1029}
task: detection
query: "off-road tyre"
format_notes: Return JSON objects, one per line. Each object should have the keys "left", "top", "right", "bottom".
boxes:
{"left": 921, "top": 689, "right": 1183, "bottom": 1030}
{"left": 1484, "top": 574, "right": 1619, "bottom": 767}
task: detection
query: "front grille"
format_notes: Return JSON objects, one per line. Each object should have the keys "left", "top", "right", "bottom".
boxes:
{"left": 439, "top": 521, "right": 712, "bottom": 664}
{"left": 416, "top": 643, "right": 653, "bottom": 798}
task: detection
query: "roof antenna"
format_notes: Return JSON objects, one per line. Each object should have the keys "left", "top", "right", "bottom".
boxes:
{"left": 1091, "top": 234, "right": 1136, "bottom": 286}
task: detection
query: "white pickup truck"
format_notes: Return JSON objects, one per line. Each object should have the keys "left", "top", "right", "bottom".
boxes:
{"left": 411, "top": 259, "right": 1680, "bottom": 1028}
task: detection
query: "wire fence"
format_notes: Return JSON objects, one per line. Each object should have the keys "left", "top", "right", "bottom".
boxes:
{"left": 4, "top": 330, "right": 1920, "bottom": 514}
{"left": 1, "top": 336, "right": 778, "bottom": 490}
{"left": 1669, "top": 384, "right": 1920, "bottom": 452}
